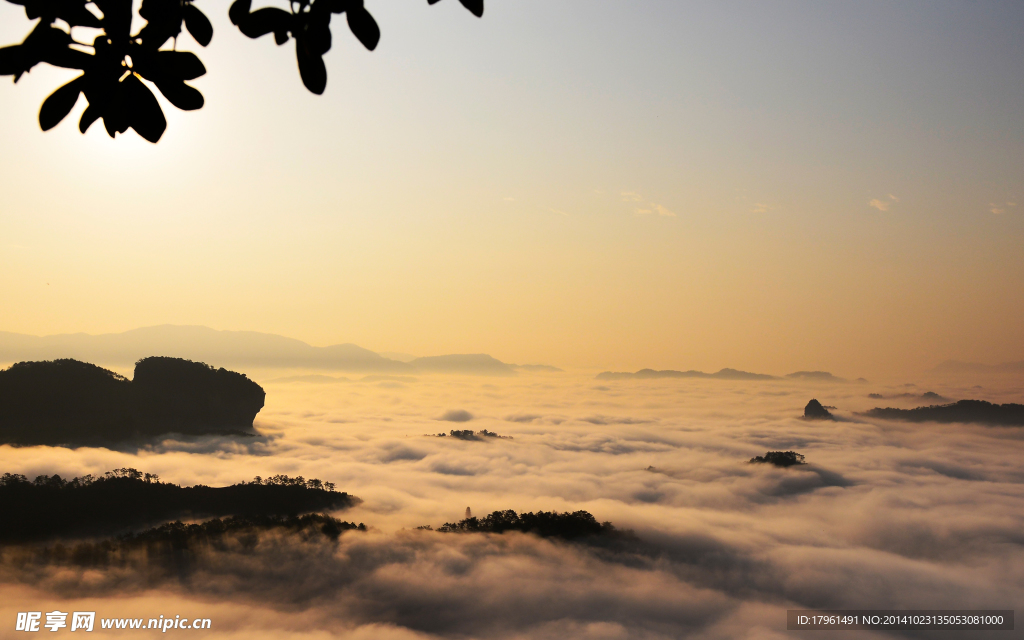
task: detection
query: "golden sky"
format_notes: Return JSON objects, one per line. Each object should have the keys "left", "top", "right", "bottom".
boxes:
{"left": 1, "top": 1, "right": 1022, "bottom": 378}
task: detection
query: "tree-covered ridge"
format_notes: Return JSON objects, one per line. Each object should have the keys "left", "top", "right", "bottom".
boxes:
{"left": 15, "top": 514, "right": 365, "bottom": 570}
{"left": 861, "top": 399, "right": 1024, "bottom": 426}
{"left": 0, "top": 468, "right": 357, "bottom": 542}
{"left": 123, "top": 513, "right": 366, "bottom": 544}
{"left": 749, "top": 451, "right": 807, "bottom": 467}
{"left": 430, "top": 429, "right": 512, "bottom": 440}
{"left": 424, "top": 510, "right": 622, "bottom": 541}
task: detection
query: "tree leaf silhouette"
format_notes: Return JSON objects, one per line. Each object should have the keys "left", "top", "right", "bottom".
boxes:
{"left": 79, "top": 105, "right": 101, "bottom": 133}
{"left": 229, "top": 0, "right": 252, "bottom": 26}
{"left": 427, "top": 0, "right": 483, "bottom": 17}
{"left": 101, "top": 86, "right": 129, "bottom": 139}
{"left": 137, "top": 50, "right": 207, "bottom": 81}
{"left": 0, "top": 46, "right": 22, "bottom": 77}
{"left": 39, "top": 76, "right": 84, "bottom": 131}
{"left": 183, "top": 4, "right": 213, "bottom": 46}
{"left": 4, "top": 24, "right": 75, "bottom": 81}
{"left": 154, "top": 79, "right": 204, "bottom": 111}
{"left": 137, "top": 0, "right": 185, "bottom": 47}
{"left": 20, "top": 0, "right": 104, "bottom": 29}
{"left": 346, "top": 7, "right": 380, "bottom": 51}
{"left": 239, "top": 7, "right": 293, "bottom": 40}
{"left": 303, "top": 20, "right": 332, "bottom": 56}
{"left": 123, "top": 74, "right": 167, "bottom": 142}
{"left": 296, "top": 40, "right": 327, "bottom": 95}
{"left": 458, "top": 0, "right": 483, "bottom": 17}
{"left": 96, "top": 0, "right": 134, "bottom": 41}
{"left": 60, "top": 2, "right": 103, "bottom": 29}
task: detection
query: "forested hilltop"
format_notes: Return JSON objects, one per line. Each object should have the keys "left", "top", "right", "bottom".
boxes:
{"left": 862, "top": 399, "right": 1024, "bottom": 426}
{"left": 0, "top": 468, "right": 356, "bottom": 542}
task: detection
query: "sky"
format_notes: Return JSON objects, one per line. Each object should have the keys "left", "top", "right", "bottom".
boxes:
{"left": 1, "top": 0, "right": 1023, "bottom": 378}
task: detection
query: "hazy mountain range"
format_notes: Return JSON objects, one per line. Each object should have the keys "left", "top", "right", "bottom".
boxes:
{"left": 596, "top": 369, "right": 854, "bottom": 382}
{"left": 0, "top": 326, "right": 542, "bottom": 376}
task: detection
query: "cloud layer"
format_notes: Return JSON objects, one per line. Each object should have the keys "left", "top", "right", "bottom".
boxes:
{"left": 1, "top": 373, "right": 1022, "bottom": 638}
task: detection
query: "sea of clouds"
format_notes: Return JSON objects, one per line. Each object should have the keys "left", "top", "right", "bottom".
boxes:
{"left": 1, "top": 372, "right": 1022, "bottom": 639}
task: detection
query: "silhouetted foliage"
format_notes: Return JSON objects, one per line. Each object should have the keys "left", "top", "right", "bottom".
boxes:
{"left": 861, "top": 399, "right": 1024, "bottom": 426}
{"left": 430, "top": 429, "right": 511, "bottom": 440}
{"left": 1, "top": 0, "right": 483, "bottom": 141}
{"left": 432, "top": 509, "right": 621, "bottom": 541}
{"left": 749, "top": 451, "right": 806, "bottom": 467}
{"left": 0, "top": 357, "right": 265, "bottom": 446}
{"left": 19, "top": 514, "right": 365, "bottom": 570}
{"left": 249, "top": 474, "right": 335, "bottom": 491}
{"left": 0, "top": 468, "right": 356, "bottom": 542}
{"left": 803, "top": 399, "right": 835, "bottom": 420}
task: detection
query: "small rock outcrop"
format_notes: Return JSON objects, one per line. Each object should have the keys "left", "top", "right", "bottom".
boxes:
{"left": 804, "top": 399, "right": 835, "bottom": 420}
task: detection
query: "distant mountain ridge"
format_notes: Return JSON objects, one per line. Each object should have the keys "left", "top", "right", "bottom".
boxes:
{"left": 0, "top": 326, "right": 549, "bottom": 376}
{"left": 597, "top": 368, "right": 776, "bottom": 381}
{"left": 596, "top": 368, "right": 853, "bottom": 382}
{"left": 596, "top": 368, "right": 775, "bottom": 381}
{"left": 409, "top": 354, "right": 515, "bottom": 376}
{"left": 786, "top": 371, "right": 848, "bottom": 382}
{"left": 0, "top": 326, "right": 407, "bottom": 372}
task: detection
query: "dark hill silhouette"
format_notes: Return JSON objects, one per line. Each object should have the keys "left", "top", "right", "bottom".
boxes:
{"left": 803, "top": 399, "right": 835, "bottom": 420}
{"left": 0, "top": 359, "right": 134, "bottom": 445}
{"left": 0, "top": 469, "right": 357, "bottom": 542}
{"left": 427, "top": 509, "right": 622, "bottom": 541}
{"left": 861, "top": 400, "right": 1024, "bottom": 426}
{"left": 131, "top": 357, "right": 264, "bottom": 434}
{"left": 0, "top": 357, "right": 264, "bottom": 446}
{"left": 596, "top": 368, "right": 776, "bottom": 381}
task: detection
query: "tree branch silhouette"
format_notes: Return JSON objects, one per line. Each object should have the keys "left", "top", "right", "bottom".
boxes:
{"left": 0, "top": 0, "right": 483, "bottom": 142}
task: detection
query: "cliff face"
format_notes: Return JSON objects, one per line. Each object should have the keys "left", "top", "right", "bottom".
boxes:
{"left": 132, "top": 357, "right": 265, "bottom": 434}
{"left": 0, "top": 357, "right": 265, "bottom": 446}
